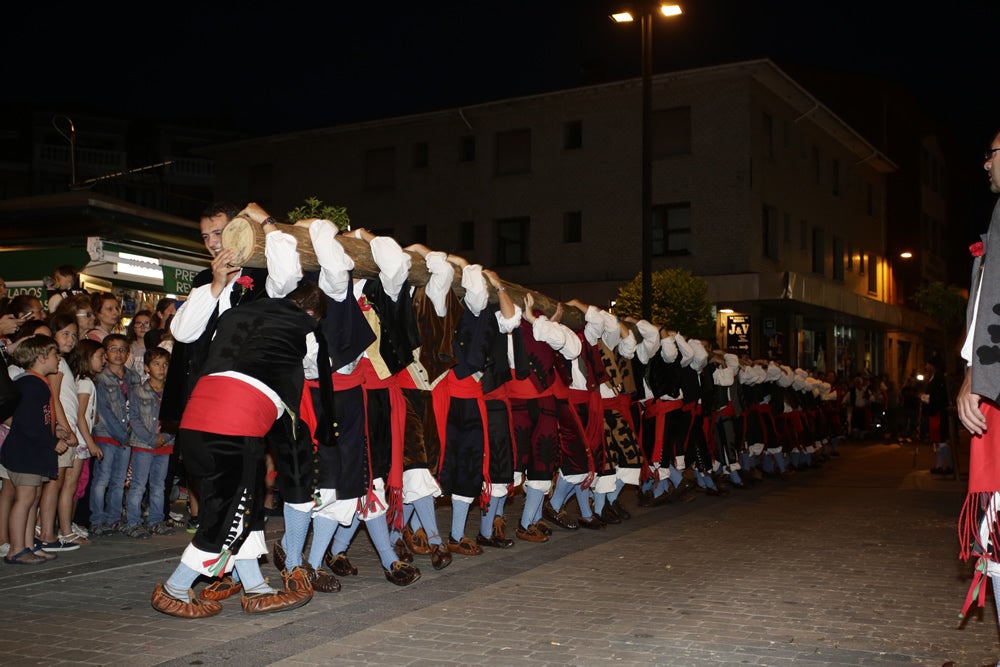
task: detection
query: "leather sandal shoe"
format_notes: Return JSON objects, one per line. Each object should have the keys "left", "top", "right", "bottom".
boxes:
{"left": 384, "top": 561, "right": 421, "bottom": 586}
{"left": 447, "top": 536, "right": 484, "bottom": 555}
{"left": 430, "top": 543, "right": 453, "bottom": 570}
{"left": 304, "top": 565, "right": 341, "bottom": 593}
{"left": 326, "top": 552, "right": 358, "bottom": 577}
{"left": 577, "top": 515, "right": 606, "bottom": 530}
{"left": 152, "top": 583, "right": 222, "bottom": 619}
{"left": 492, "top": 516, "right": 508, "bottom": 540}
{"left": 241, "top": 588, "right": 312, "bottom": 614}
{"left": 272, "top": 540, "right": 286, "bottom": 573}
{"left": 403, "top": 526, "right": 432, "bottom": 555}
{"left": 545, "top": 508, "right": 578, "bottom": 530}
{"left": 392, "top": 538, "right": 414, "bottom": 563}
{"left": 600, "top": 504, "right": 622, "bottom": 524}
{"left": 611, "top": 499, "right": 631, "bottom": 520}
{"left": 476, "top": 533, "right": 515, "bottom": 549}
{"left": 515, "top": 524, "right": 548, "bottom": 543}
{"left": 198, "top": 574, "right": 243, "bottom": 601}
{"left": 533, "top": 521, "right": 553, "bottom": 536}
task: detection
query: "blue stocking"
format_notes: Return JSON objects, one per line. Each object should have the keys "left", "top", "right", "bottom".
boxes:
{"left": 164, "top": 562, "right": 200, "bottom": 601}
{"left": 307, "top": 516, "right": 339, "bottom": 569}
{"left": 575, "top": 486, "right": 593, "bottom": 518}
{"left": 280, "top": 505, "right": 311, "bottom": 569}
{"left": 365, "top": 516, "right": 397, "bottom": 570}
{"left": 550, "top": 475, "right": 575, "bottom": 511}
{"left": 411, "top": 495, "right": 442, "bottom": 544}
{"left": 521, "top": 486, "right": 544, "bottom": 530}
{"left": 451, "top": 497, "right": 472, "bottom": 542}
{"left": 607, "top": 478, "right": 625, "bottom": 503}
{"left": 330, "top": 514, "right": 360, "bottom": 555}
{"left": 480, "top": 495, "right": 501, "bottom": 537}
{"left": 235, "top": 558, "right": 273, "bottom": 594}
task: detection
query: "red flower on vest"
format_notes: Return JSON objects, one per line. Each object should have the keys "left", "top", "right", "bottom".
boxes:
{"left": 970, "top": 241, "right": 985, "bottom": 257}
{"left": 234, "top": 275, "right": 254, "bottom": 305}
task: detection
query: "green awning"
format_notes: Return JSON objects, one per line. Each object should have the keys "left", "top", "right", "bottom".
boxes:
{"left": 0, "top": 246, "right": 92, "bottom": 282}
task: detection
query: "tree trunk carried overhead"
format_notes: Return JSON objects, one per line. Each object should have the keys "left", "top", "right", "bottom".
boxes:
{"left": 221, "top": 215, "right": 587, "bottom": 329}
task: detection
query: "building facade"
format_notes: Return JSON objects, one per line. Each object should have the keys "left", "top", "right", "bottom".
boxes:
{"left": 205, "top": 59, "right": 935, "bottom": 381}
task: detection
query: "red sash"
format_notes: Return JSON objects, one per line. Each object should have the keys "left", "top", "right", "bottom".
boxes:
{"left": 181, "top": 376, "right": 276, "bottom": 437}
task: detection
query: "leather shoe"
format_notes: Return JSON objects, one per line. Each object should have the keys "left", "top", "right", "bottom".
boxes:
{"left": 599, "top": 503, "right": 622, "bottom": 524}
{"left": 241, "top": 589, "right": 312, "bottom": 614}
{"left": 492, "top": 516, "right": 508, "bottom": 540}
{"left": 515, "top": 524, "right": 549, "bottom": 542}
{"left": 304, "top": 564, "right": 341, "bottom": 593}
{"left": 383, "top": 561, "right": 421, "bottom": 586}
{"left": 533, "top": 521, "right": 553, "bottom": 536}
{"left": 611, "top": 499, "right": 631, "bottom": 520}
{"left": 272, "top": 540, "right": 286, "bottom": 573}
{"left": 403, "top": 526, "right": 431, "bottom": 555}
{"left": 242, "top": 566, "right": 314, "bottom": 614}
{"left": 392, "top": 538, "right": 414, "bottom": 563}
{"left": 152, "top": 584, "right": 222, "bottom": 619}
{"left": 326, "top": 552, "right": 358, "bottom": 577}
{"left": 198, "top": 574, "right": 243, "bottom": 601}
{"left": 543, "top": 502, "right": 578, "bottom": 530}
{"left": 577, "top": 515, "right": 606, "bottom": 530}
{"left": 447, "top": 536, "right": 483, "bottom": 555}
{"left": 476, "top": 533, "right": 514, "bottom": 549}
{"left": 430, "top": 543, "right": 453, "bottom": 570}
{"left": 636, "top": 489, "right": 654, "bottom": 507}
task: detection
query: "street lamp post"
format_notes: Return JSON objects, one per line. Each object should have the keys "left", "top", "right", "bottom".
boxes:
{"left": 612, "top": 3, "right": 681, "bottom": 321}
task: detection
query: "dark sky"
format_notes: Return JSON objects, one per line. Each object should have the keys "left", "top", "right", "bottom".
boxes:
{"left": 5, "top": 1, "right": 997, "bottom": 205}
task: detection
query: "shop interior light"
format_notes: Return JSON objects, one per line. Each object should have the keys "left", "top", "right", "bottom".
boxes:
{"left": 116, "top": 262, "right": 163, "bottom": 279}
{"left": 119, "top": 251, "right": 160, "bottom": 265}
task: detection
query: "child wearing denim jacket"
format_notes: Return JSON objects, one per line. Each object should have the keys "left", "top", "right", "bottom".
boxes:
{"left": 89, "top": 334, "right": 139, "bottom": 536}
{"left": 124, "top": 347, "right": 174, "bottom": 537}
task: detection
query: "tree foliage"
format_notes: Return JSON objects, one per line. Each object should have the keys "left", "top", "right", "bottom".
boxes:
{"left": 286, "top": 196, "right": 351, "bottom": 231}
{"left": 614, "top": 268, "right": 715, "bottom": 339}
{"left": 911, "top": 281, "right": 966, "bottom": 334}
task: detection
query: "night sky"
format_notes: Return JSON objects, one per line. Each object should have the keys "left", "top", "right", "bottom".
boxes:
{"left": 6, "top": 1, "right": 998, "bottom": 215}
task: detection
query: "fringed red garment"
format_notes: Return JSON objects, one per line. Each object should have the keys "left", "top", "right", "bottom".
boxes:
{"left": 958, "top": 401, "right": 1000, "bottom": 618}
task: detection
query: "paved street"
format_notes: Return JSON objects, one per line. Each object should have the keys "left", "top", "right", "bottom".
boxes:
{"left": 0, "top": 439, "right": 995, "bottom": 667}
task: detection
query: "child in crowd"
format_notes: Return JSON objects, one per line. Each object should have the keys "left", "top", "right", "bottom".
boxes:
{"left": 46, "top": 265, "right": 87, "bottom": 314}
{"left": 72, "top": 340, "right": 105, "bottom": 532}
{"left": 124, "top": 347, "right": 174, "bottom": 538}
{"left": 37, "top": 312, "right": 83, "bottom": 552}
{"left": 89, "top": 334, "right": 139, "bottom": 536}
{"left": 1, "top": 335, "right": 68, "bottom": 564}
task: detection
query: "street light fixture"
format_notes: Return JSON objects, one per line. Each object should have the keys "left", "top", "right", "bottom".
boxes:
{"left": 899, "top": 251, "right": 913, "bottom": 259}
{"left": 612, "top": 3, "right": 683, "bottom": 321}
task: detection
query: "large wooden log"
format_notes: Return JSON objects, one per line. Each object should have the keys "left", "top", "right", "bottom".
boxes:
{"left": 221, "top": 215, "right": 588, "bottom": 329}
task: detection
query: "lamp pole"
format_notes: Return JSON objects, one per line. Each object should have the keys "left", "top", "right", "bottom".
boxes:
{"left": 613, "top": 3, "right": 681, "bottom": 321}
{"left": 640, "top": 8, "right": 653, "bottom": 321}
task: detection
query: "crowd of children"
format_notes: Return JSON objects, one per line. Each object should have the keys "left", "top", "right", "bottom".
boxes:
{"left": 0, "top": 280, "right": 180, "bottom": 565}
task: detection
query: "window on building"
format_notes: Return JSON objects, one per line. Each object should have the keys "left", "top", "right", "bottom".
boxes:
{"left": 812, "top": 228, "right": 825, "bottom": 275}
{"left": 832, "top": 236, "right": 844, "bottom": 280}
{"left": 563, "top": 120, "right": 582, "bottom": 150}
{"left": 831, "top": 158, "right": 841, "bottom": 196}
{"left": 412, "top": 225, "right": 427, "bottom": 245}
{"left": 495, "top": 128, "right": 531, "bottom": 175}
{"left": 652, "top": 106, "right": 691, "bottom": 158}
{"left": 459, "top": 220, "right": 475, "bottom": 250}
{"left": 867, "top": 183, "right": 876, "bottom": 216}
{"left": 652, "top": 202, "right": 692, "bottom": 256}
{"left": 762, "top": 205, "right": 779, "bottom": 260}
{"left": 847, "top": 244, "right": 854, "bottom": 271}
{"left": 868, "top": 255, "right": 878, "bottom": 293}
{"left": 496, "top": 217, "right": 530, "bottom": 266}
{"left": 412, "top": 141, "right": 429, "bottom": 169}
{"left": 812, "top": 146, "right": 822, "bottom": 185}
{"left": 859, "top": 252, "right": 866, "bottom": 276}
{"left": 800, "top": 220, "right": 809, "bottom": 252}
{"left": 783, "top": 212, "right": 792, "bottom": 244}
{"left": 364, "top": 146, "right": 396, "bottom": 191}
{"left": 763, "top": 112, "right": 774, "bottom": 158}
{"left": 563, "top": 211, "right": 582, "bottom": 243}
{"left": 459, "top": 135, "right": 476, "bottom": 162}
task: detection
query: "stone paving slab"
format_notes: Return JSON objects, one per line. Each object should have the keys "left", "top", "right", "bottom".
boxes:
{"left": 0, "top": 440, "right": 995, "bottom": 666}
